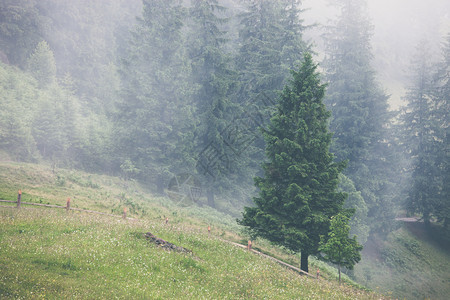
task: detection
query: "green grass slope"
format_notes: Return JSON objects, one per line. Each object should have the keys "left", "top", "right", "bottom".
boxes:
{"left": 354, "top": 222, "right": 450, "bottom": 299}
{"left": 0, "top": 161, "right": 383, "bottom": 299}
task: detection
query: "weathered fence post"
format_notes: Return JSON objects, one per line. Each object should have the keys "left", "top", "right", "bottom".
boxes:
{"left": 16, "top": 190, "right": 22, "bottom": 208}
{"left": 123, "top": 207, "right": 127, "bottom": 219}
{"left": 66, "top": 197, "right": 71, "bottom": 210}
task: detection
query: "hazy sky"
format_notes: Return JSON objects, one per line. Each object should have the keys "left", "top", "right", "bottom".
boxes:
{"left": 302, "top": 0, "right": 450, "bottom": 109}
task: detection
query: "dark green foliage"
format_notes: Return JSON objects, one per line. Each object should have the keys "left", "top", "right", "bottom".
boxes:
{"left": 235, "top": 0, "right": 307, "bottom": 149}
{"left": 224, "top": 0, "right": 308, "bottom": 205}
{"left": 239, "top": 53, "right": 348, "bottom": 272}
{"left": 188, "top": 0, "right": 239, "bottom": 206}
{"left": 323, "top": 0, "right": 397, "bottom": 234}
{"left": 319, "top": 213, "right": 362, "bottom": 284}
{"left": 401, "top": 37, "right": 449, "bottom": 228}
{"left": 115, "top": 0, "right": 196, "bottom": 192}
{"left": 0, "top": 0, "right": 47, "bottom": 67}
{"left": 236, "top": 0, "right": 306, "bottom": 106}
{"left": 432, "top": 33, "right": 450, "bottom": 229}
{"left": 400, "top": 41, "right": 438, "bottom": 226}
{"left": 3, "top": 0, "right": 447, "bottom": 246}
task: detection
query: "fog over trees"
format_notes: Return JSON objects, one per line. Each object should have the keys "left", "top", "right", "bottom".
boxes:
{"left": 0, "top": 0, "right": 448, "bottom": 297}
{"left": 303, "top": 0, "right": 450, "bottom": 108}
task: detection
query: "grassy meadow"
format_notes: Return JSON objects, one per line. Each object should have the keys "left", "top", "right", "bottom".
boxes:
{"left": 354, "top": 223, "right": 450, "bottom": 299}
{"left": 0, "top": 208, "right": 382, "bottom": 299}
{"left": 0, "top": 161, "right": 385, "bottom": 299}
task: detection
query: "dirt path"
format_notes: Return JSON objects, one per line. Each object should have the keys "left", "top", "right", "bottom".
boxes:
{"left": 395, "top": 217, "right": 421, "bottom": 222}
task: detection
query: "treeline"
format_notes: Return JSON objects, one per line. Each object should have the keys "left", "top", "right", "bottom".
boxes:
{"left": 400, "top": 38, "right": 449, "bottom": 229}
{"left": 0, "top": 0, "right": 448, "bottom": 234}
{"left": 0, "top": 0, "right": 141, "bottom": 173}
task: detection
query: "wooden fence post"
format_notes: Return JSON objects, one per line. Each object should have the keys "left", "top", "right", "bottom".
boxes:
{"left": 66, "top": 197, "right": 71, "bottom": 210}
{"left": 123, "top": 207, "right": 127, "bottom": 219}
{"left": 17, "top": 190, "right": 22, "bottom": 208}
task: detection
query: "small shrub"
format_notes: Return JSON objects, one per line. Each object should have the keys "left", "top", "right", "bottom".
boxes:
{"left": 399, "top": 236, "right": 423, "bottom": 258}
{"left": 55, "top": 174, "right": 66, "bottom": 186}
{"left": 380, "top": 247, "right": 407, "bottom": 269}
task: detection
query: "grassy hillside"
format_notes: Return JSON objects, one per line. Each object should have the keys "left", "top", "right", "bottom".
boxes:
{"left": 0, "top": 161, "right": 383, "bottom": 299}
{"left": 1, "top": 208, "right": 380, "bottom": 299}
{"left": 354, "top": 222, "right": 450, "bottom": 299}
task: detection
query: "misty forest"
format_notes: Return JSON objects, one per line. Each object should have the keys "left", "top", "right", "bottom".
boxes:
{"left": 0, "top": 0, "right": 449, "bottom": 299}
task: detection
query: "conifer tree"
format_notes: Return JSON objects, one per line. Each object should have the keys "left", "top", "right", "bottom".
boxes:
{"left": 27, "top": 40, "right": 56, "bottom": 88}
{"left": 231, "top": 0, "right": 307, "bottom": 201}
{"left": 115, "top": 0, "right": 196, "bottom": 193}
{"left": 432, "top": 33, "right": 450, "bottom": 229}
{"left": 0, "top": 66, "right": 37, "bottom": 160}
{"left": 237, "top": 0, "right": 305, "bottom": 103}
{"left": 239, "top": 53, "right": 347, "bottom": 273}
{"left": 401, "top": 37, "right": 449, "bottom": 228}
{"left": 188, "top": 0, "right": 238, "bottom": 207}
{"left": 236, "top": 0, "right": 306, "bottom": 131}
{"left": 400, "top": 41, "right": 438, "bottom": 226}
{"left": 323, "top": 0, "right": 396, "bottom": 234}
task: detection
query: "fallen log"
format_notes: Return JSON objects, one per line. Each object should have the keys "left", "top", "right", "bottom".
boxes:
{"left": 144, "top": 232, "right": 192, "bottom": 254}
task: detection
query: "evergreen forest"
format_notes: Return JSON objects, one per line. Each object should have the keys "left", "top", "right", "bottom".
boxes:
{"left": 0, "top": 0, "right": 448, "bottom": 298}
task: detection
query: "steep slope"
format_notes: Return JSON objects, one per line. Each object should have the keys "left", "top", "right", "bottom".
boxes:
{"left": 0, "top": 161, "right": 383, "bottom": 299}
{"left": 354, "top": 222, "right": 450, "bottom": 299}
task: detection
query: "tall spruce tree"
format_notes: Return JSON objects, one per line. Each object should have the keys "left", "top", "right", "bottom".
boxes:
{"left": 401, "top": 38, "right": 449, "bottom": 228}
{"left": 115, "top": 0, "right": 196, "bottom": 192}
{"left": 400, "top": 41, "right": 437, "bottom": 226}
{"left": 239, "top": 53, "right": 348, "bottom": 272}
{"left": 232, "top": 0, "right": 307, "bottom": 199}
{"left": 432, "top": 33, "right": 450, "bottom": 229}
{"left": 27, "top": 40, "right": 56, "bottom": 88}
{"left": 323, "top": 0, "right": 396, "bottom": 234}
{"left": 235, "top": 0, "right": 306, "bottom": 133}
{"left": 236, "top": 0, "right": 306, "bottom": 106}
{"left": 188, "top": 0, "right": 238, "bottom": 207}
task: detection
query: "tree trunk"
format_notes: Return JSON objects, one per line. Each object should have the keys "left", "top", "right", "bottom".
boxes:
{"left": 207, "top": 188, "right": 215, "bottom": 208}
{"left": 300, "top": 252, "right": 309, "bottom": 273}
{"left": 338, "top": 264, "right": 341, "bottom": 285}
{"left": 424, "top": 211, "right": 431, "bottom": 228}
{"left": 156, "top": 175, "right": 165, "bottom": 195}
